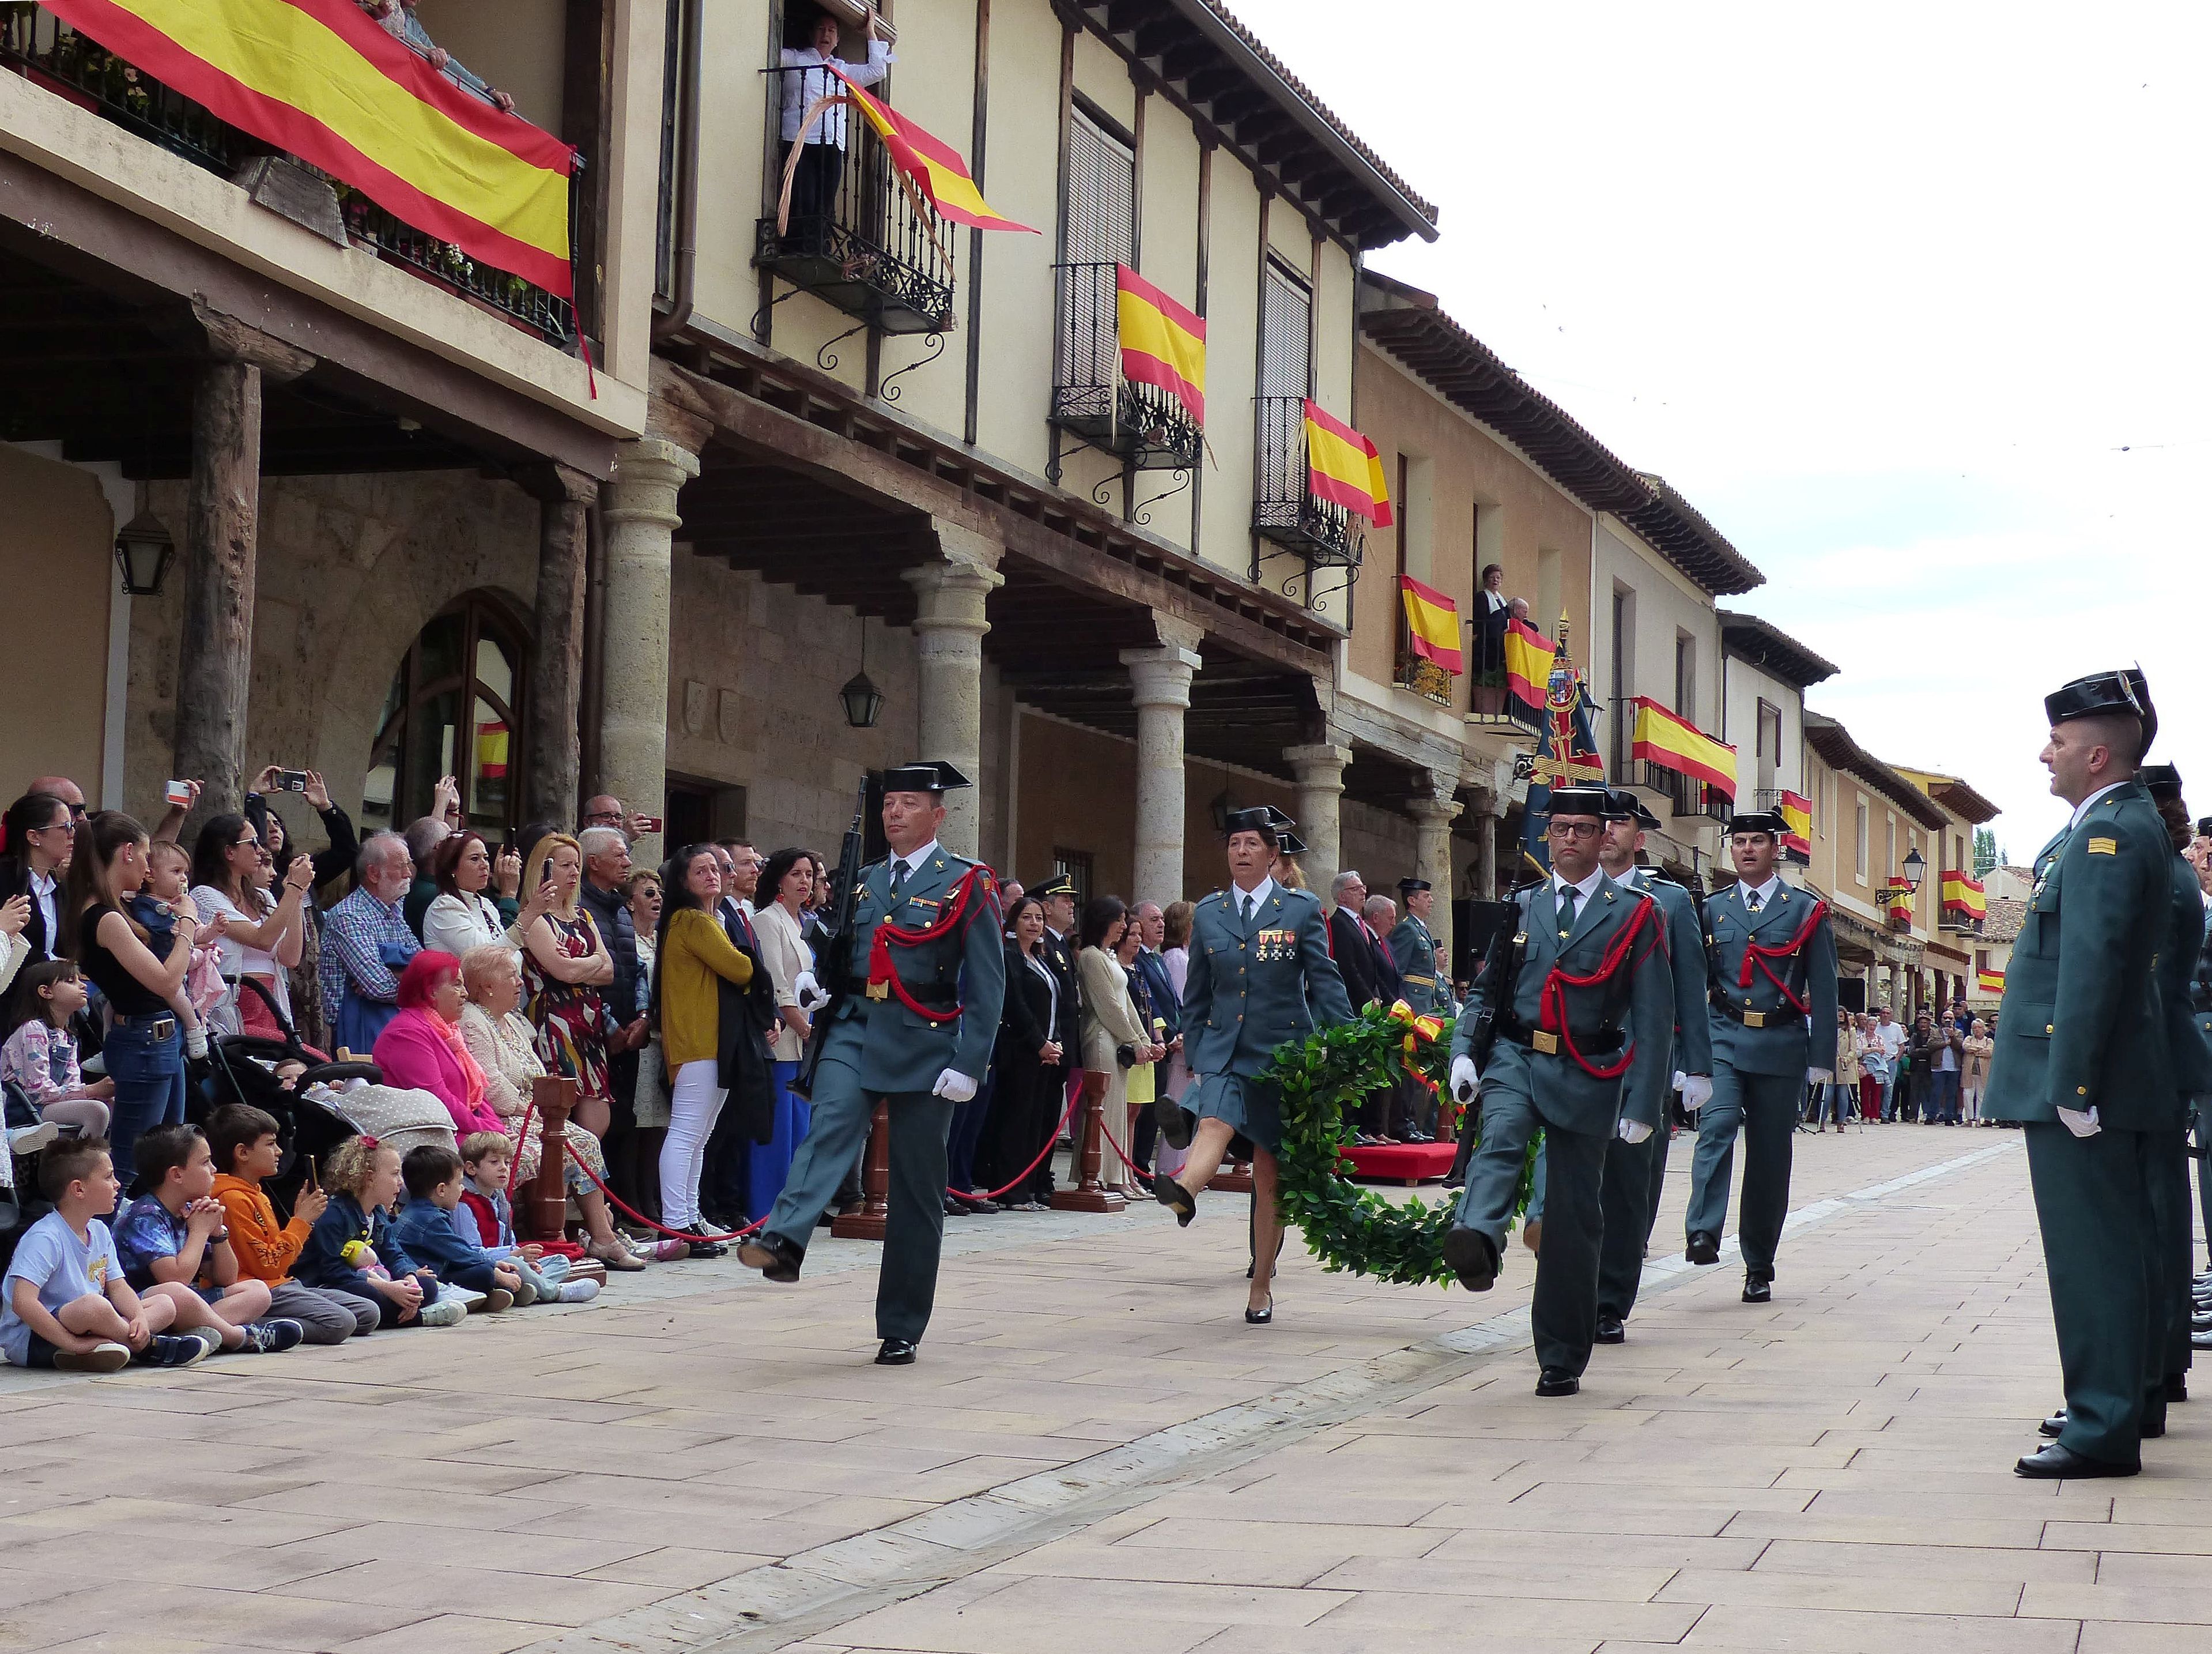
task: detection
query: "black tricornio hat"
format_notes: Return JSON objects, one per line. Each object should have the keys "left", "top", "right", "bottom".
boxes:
{"left": 881, "top": 762, "right": 970, "bottom": 794}
{"left": 1277, "top": 830, "right": 1308, "bottom": 857}
{"left": 2143, "top": 763, "right": 2183, "bottom": 804}
{"left": 2123, "top": 667, "right": 2158, "bottom": 759}
{"left": 1224, "top": 805, "right": 1292, "bottom": 837}
{"left": 1602, "top": 788, "right": 1639, "bottom": 820}
{"left": 1546, "top": 786, "right": 1610, "bottom": 820}
{"left": 2044, "top": 670, "right": 2143, "bottom": 734}
{"left": 1398, "top": 877, "right": 1432, "bottom": 894}
{"left": 1729, "top": 810, "right": 1788, "bottom": 838}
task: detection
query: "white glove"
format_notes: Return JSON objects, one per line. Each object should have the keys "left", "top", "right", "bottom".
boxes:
{"left": 2058, "top": 1105, "right": 2101, "bottom": 1138}
{"left": 931, "top": 1068, "right": 978, "bottom": 1103}
{"left": 792, "top": 970, "right": 828, "bottom": 1012}
{"left": 1671, "top": 1071, "right": 1687, "bottom": 1092}
{"left": 1450, "top": 1055, "right": 1478, "bottom": 1103}
{"left": 1806, "top": 1068, "right": 1833, "bottom": 1085}
{"left": 1617, "top": 1118, "right": 1653, "bottom": 1145}
{"left": 1680, "top": 1075, "right": 1713, "bottom": 1113}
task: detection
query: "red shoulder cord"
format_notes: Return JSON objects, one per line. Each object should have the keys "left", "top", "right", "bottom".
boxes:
{"left": 866, "top": 864, "right": 1000, "bottom": 1024}
{"left": 1537, "top": 896, "right": 1658, "bottom": 1080}
{"left": 1735, "top": 898, "right": 1829, "bottom": 1014}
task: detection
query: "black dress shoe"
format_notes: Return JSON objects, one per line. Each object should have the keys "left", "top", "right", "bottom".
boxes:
{"left": 1595, "top": 1315, "right": 1626, "bottom": 1344}
{"left": 737, "top": 1232, "right": 804, "bottom": 1283}
{"left": 943, "top": 1195, "right": 965, "bottom": 1216}
{"left": 875, "top": 1338, "right": 918, "bottom": 1366}
{"left": 1152, "top": 1173, "right": 1198, "bottom": 1227}
{"left": 1685, "top": 1231, "right": 1720, "bottom": 1266}
{"left": 2165, "top": 1373, "right": 2188, "bottom": 1403}
{"left": 1154, "top": 1095, "right": 1193, "bottom": 1152}
{"left": 1535, "top": 1367, "right": 1580, "bottom": 1397}
{"left": 963, "top": 1196, "right": 1002, "bottom": 1215}
{"left": 2015, "top": 1442, "right": 2137, "bottom": 1479}
{"left": 1245, "top": 1297, "right": 1273, "bottom": 1325}
{"left": 1442, "top": 1226, "right": 1498, "bottom": 1293}
{"left": 1742, "top": 1276, "right": 1772, "bottom": 1304}
{"left": 2040, "top": 1410, "right": 2066, "bottom": 1437}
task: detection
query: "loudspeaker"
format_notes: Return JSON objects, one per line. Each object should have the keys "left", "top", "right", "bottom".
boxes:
{"left": 1838, "top": 975, "right": 1867, "bottom": 1013}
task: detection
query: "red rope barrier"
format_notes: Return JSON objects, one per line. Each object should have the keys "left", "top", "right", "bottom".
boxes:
{"left": 954, "top": 1090, "right": 1081, "bottom": 1202}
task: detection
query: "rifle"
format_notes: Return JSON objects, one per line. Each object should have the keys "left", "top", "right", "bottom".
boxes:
{"left": 792, "top": 779, "right": 868, "bottom": 1101}
{"left": 1462, "top": 893, "right": 1529, "bottom": 1074}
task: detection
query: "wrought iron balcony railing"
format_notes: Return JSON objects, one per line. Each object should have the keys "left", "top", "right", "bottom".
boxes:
{"left": 1252, "top": 394, "right": 1363, "bottom": 567}
{"left": 1047, "top": 262, "right": 1202, "bottom": 481}
{"left": 756, "top": 65, "right": 955, "bottom": 336}
{"left": 1609, "top": 699, "right": 1732, "bottom": 820}
{"left": 1, "top": 6, "right": 576, "bottom": 348}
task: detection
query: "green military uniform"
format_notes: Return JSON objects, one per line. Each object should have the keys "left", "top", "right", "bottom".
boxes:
{"left": 2191, "top": 856, "right": 2212, "bottom": 1271}
{"left": 2143, "top": 767, "right": 2212, "bottom": 1392}
{"left": 1446, "top": 788, "right": 1674, "bottom": 1385}
{"left": 1986, "top": 673, "right": 2175, "bottom": 1472}
{"left": 1388, "top": 902, "right": 1451, "bottom": 1017}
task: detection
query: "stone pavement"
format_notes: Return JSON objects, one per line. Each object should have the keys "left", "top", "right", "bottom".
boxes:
{"left": 2, "top": 1121, "right": 2206, "bottom": 1654}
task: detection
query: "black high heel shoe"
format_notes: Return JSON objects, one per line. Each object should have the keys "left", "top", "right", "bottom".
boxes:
{"left": 1245, "top": 1297, "right": 1273, "bottom": 1325}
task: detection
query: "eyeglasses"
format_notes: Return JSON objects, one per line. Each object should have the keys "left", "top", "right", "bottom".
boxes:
{"left": 1546, "top": 821, "right": 1602, "bottom": 840}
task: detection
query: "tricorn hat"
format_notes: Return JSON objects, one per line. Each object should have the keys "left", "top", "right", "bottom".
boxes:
{"left": 1728, "top": 809, "right": 1788, "bottom": 838}
{"left": 1277, "top": 830, "right": 1308, "bottom": 857}
{"left": 1398, "top": 877, "right": 1432, "bottom": 895}
{"left": 1545, "top": 785, "right": 1611, "bottom": 819}
{"left": 2043, "top": 670, "right": 2145, "bottom": 744}
{"left": 2143, "top": 762, "right": 2183, "bottom": 805}
{"left": 881, "top": 761, "right": 970, "bottom": 794}
{"left": 1223, "top": 804, "right": 1293, "bottom": 837}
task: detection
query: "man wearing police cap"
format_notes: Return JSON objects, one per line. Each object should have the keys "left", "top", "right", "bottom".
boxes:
{"left": 1990, "top": 671, "right": 2173, "bottom": 1476}
{"left": 1390, "top": 879, "right": 1451, "bottom": 1019}
{"left": 1441, "top": 784, "right": 1674, "bottom": 1395}
{"left": 1684, "top": 807, "right": 1837, "bottom": 1301}
{"left": 738, "top": 763, "right": 1005, "bottom": 1366}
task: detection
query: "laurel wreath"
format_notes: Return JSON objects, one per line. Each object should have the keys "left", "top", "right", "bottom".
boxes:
{"left": 1263, "top": 1003, "right": 1533, "bottom": 1288}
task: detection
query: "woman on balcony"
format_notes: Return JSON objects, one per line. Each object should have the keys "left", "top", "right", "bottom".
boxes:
{"left": 779, "top": 6, "right": 894, "bottom": 250}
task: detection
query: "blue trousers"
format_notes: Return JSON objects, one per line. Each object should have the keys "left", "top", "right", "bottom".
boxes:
{"left": 104, "top": 1018, "right": 187, "bottom": 1189}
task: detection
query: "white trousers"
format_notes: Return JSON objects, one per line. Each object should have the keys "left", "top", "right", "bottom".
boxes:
{"left": 660, "top": 1059, "right": 727, "bottom": 1228}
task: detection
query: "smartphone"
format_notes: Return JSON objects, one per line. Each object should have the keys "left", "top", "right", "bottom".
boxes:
{"left": 276, "top": 770, "right": 309, "bottom": 792}
{"left": 634, "top": 815, "right": 664, "bottom": 835}
{"left": 164, "top": 779, "right": 193, "bottom": 807}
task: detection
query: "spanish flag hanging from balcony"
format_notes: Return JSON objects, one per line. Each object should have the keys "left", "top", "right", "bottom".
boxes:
{"left": 1628, "top": 697, "right": 1738, "bottom": 800}
{"left": 1302, "top": 401, "right": 1394, "bottom": 527}
{"left": 1882, "top": 880, "right": 1916, "bottom": 924}
{"left": 1397, "top": 577, "right": 1462, "bottom": 675}
{"left": 831, "top": 68, "right": 1037, "bottom": 234}
{"left": 44, "top": 0, "right": 579, "bottom": 296}
{"left": 1977, "top": 966, "right": 2006, "bottom": 995}
{"left": 1115, "top": 265, "right": 1205, "bottom": 426}
{"left": 1779, "top": 790, "right": 1813, "bottom": 858}
{"left": 1503, "top": 616, "right": 1555, "bottom": 706}
{"left": 1940, "top": 869, "right": 1987, "bottom": 920}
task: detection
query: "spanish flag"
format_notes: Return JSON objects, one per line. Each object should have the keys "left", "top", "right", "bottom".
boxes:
{"left": 1503, "top": 616, "right": 1555, "bottom": 706}
{"left": 833, "top": 68, "right": 1036, "bottom": 235}
{"left": 1115, "top": 265, "right": 1205, "bottom": 426}
{"left": 475, "top": 721, "right": 509, "bottom": 781}
{"left": 1940, "top": 870, "right": 1987, "bottom": 920}
{"left": 1629, "top": 698, "right": 1738, "bottom": 800}
{"left": 1398, "top": 576, "right": 1462, "bottom": 675}
{"left": 1977, "top": 967, "right": 2006, "bottom": 995}
{"left": 1779, "top": 790, "right": 1813, "bottom": 858}
{"left": 46, "top": 0, "right": 579, "bottom": 296}
{"left": 1882, "top": 880, "right": 1916, "bottom": 922}
{"left": 1303, "top": 401, "right": 1394, "bottom": 527}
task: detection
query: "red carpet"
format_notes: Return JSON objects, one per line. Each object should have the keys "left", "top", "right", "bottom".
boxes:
{"left": 1337, "top": 1140, "right": 1456, "bottom": 1185}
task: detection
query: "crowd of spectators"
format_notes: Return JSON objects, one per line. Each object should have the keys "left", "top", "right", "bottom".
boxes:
{"left": 1807, "top": 999, "right": 1998, "bottom": 1130}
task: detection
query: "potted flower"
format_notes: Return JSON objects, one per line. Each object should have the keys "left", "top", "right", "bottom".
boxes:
{"left": 1470, "top": 666, "right": 1509, "bottom": 716}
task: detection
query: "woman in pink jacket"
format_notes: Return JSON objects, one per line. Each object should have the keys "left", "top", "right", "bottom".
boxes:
{"left": 373, "top": 951, "right": 503, "bottom": 1139}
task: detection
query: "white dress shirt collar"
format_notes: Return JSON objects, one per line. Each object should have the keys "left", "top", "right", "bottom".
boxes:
{"left": 890, "top": 840, "right": 941, "bottom": 881}
{"left": 1552, "top": 865, "right": 1604, "bottom": 904}
{"left": 2067, "top": 781, "right": 2129, "bottom": 833}
{"left": 1232, "top": 876, "right": 1276, "bottom": 913}
{"left": 1737, "top": 873, "right": 1783, "bottom": 908}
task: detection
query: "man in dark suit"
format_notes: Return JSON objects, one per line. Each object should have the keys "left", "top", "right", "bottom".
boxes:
{"left": 1327, "top": 869, "right": 1382, "bottom": 1010}
{"left": 1129, "top": 901, "right": 1182, "bottom": 1171}
{"left": 1032, "top": 873, "right": 1084, "bottom": 1196}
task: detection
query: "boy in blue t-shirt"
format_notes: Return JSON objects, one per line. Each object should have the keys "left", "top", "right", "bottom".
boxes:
{"left": 1, "top": 1138, "right": 216, "bottom": 1370}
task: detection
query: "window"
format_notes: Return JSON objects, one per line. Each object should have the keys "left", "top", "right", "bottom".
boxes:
{"left": 1063, "top": 103, "right": 1136, "bottom": 266}
{"left": 1855, "top": 797, "right": 1869, "bottom": 880}
{"left": 1674, "top": 633, "right": 1696, "bottom": 718}
{"left": 1886, "top": 816, "right": 1897, "bottom": 881}
{"left": 1756, "top": 699, "right": 1782, "bottom": 794}
{"left": 364, "top": 592, "right": 530, "bottom": 840}
{"left": 1052, "top": 847, "right": 1094, "bottom": 907}
{"left": 1259, "top": 258, "right": 1312, "bottom": 401}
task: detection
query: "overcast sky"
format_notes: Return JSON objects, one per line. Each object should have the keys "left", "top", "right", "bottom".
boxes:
{"left": 1237, "top": 0, "right": 2209, "bottom": 862}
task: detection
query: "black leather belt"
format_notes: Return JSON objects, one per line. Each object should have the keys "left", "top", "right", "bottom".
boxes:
{"left": 1711, "top": 995, "right": 1803, "bottom": 1031}
{"left": 866, "top": 979, "right": 958, "bottom": 1014}
{"left": 1494, "top": 1012, "right": 1623, "bottom": 1057}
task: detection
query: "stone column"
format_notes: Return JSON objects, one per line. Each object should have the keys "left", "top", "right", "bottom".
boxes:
{"left": 599, "top": 436, "right": 699, "bottom": 869}
{"left": 523, "top": 464, "right": 599, "bottom": 831}
{"left": 1409, "top": 775, "right": 1463, "bottom": 970}
{"left": 1471, "top": 789, "right": 1506, "bottom": 903}
{"left": 172, "top": 307, "right": 312, "bottom": 832}
{"left": 1284, "top": 741, "right": 1352, "bottom": 900}
{"left": 902, "top": 523, "right": 1005, "bottom": 857}
{"left": 1119, "top": 615, "right": 1203, "bottom": 907}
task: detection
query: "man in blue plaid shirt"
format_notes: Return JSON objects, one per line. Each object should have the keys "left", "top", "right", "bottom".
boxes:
{"left": 319, "top": 833, "right": 419, "bottom": 1057}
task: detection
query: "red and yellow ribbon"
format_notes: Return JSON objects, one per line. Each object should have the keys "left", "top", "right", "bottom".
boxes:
{"left": 1386, "top": 999, "right": 1444, "bottom": 1095}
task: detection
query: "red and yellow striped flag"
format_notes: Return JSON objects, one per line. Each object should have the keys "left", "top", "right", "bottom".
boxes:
{"left": 1779, "top": 790, "right": 1813, "bottom": 857}
{"left": 1630, "top": 698, "right": 1738, "bottom": 800}
{"left": 1115, "top": 265, "right": 1205, "bottom": 425}
{"left": 1397, "top": 576, "right": 1462, "bottom": 675}
{"left": 1977, "top": 967, "right": 2006, "bottom": 995}
{"left": 1882, "top": 880, "right": 1916, "bottom": 922}
{"left": 1503, "top": 616, "right": 1554, "bottom": 706}
{"left": 46, "top": 0, "right": 578, "bottom": 295}
{"left": 833, "top": 68, "right": 1037, "bottom": 234}
{"left": 1941, "top": 870, "right": 1987, "bottom": 920}
{"left": 1303, "top": 400, "right": 1394, "bottom": 527}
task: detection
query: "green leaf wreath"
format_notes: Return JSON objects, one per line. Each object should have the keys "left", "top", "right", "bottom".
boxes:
{"left": 1263, "top": 1001, "right": 1534, "bottom": 1288}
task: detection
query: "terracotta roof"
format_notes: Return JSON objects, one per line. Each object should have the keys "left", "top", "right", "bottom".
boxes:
{"left": 1805, "top": 711, "right": 1947, "bottom": 830}
{"left": 1718, "top": 610, "right": 1838, "bottom": 688}
{"left": 1983, "top": 898, "right": 2025, "bottom": 944}
{"left": 1894, "top": 768, "right": 2003, "bottom": 825}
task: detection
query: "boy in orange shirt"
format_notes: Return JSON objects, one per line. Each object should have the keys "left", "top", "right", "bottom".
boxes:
{"left": 207, "top": 1105, "right": 379, "bottom": 1343}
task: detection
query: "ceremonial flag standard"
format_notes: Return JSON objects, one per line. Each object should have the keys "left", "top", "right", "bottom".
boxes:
{"left": 1940, "top": 869, "right": 1987, "bottom": 920}
{"left": 1397, "top": 575, "right": 1462, "bottom": 675}
{"left": 832, "top": 67, "right": 1036, "bottom": 233}
{"left": 1302, "top": 400, "right": 1394, "bottom": 526}
{"left": 1115, "top": 265, "right": 1205, "bottom": 425}
{"left": 1502, "top": 617, "right": 1555, "bottom": 707}
{"left": 1519, "top": 650, "right": 1604, "bottom": 875}
{"left": 1628, "top": 697, "right": 1739, "bottom": 801}
{"left": 45, "top": 0, "right": 578, "bottom": 295}
{"left": 1977, "top": 967, "right": 2006, "bottom": 995}
{"left": 1779, "top": 790, "right": 1813, "bottom": 858}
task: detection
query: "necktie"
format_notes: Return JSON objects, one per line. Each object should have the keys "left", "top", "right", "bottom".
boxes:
{"left": 1746, "top": 889, "right": 1762, "bottom": 913}
{"left": 1240, "top": 893, "right": 1255, "bottom": 925}
{"left": 890, "top": 860, "right": 907, "bottom": 898}
{"left": 1557, "top": 886, "right": 1577, "bottom": 936}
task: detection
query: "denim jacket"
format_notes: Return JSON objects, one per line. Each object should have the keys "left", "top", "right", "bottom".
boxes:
{"left": 296, "top": 1192, "right": 418, "bottom": 1295}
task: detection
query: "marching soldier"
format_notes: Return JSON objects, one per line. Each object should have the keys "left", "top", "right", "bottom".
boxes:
{"left": 1683, "top": 808, "right": 1837, "bottom": 1303}
{"left": 737, "top": 763, "right": 1005, "bottom": 1366}
{"left": 1988, "top": 671, "right": 2172, "bottom": 1477}
{"left": 1151, "top": 807, "right": 1352, "bottom": 1324}
{"left": 2136, "top": 764, "right": 2204, "bottom": 1403}
{"left": 1390, "top": 879, "right": 1452, "bottom": 1018}
{"left": 1442, "top": 785, "right": 1674, "bottom": 1396}
{"left": 1592, "top": 789, "right": 1711, "bottom": 1342}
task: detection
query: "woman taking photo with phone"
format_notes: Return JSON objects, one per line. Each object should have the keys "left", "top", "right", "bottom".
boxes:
{"left": 188, "top": 813, "right": 312, "bottom": 1040}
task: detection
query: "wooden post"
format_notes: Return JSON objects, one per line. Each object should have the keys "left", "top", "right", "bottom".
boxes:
{"left": 1210, "top": 1159, "right": 1254, "bottom": 1194}
{"left": 1051, "top": 1069, "right": 1126, "bottom": 1212}
{"left": 172, "top": 304, "right": 312, "bottom": 836}
{"left": 527, "top": 1074, "right": 577, "bottom": 1242}
{"left": 832, "top": 1102, "right": 892, "bottom": 1239}
{"left": 523, "top": 464, "right": 598, "bottom": 828}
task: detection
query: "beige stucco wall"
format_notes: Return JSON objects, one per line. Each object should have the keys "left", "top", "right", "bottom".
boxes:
{"left": 0, "top": 447, "right": 115, "bottom": 795}
{"left": 413, "top": 0, "right": 568, "bottom": 134}
{"left": 1720, "top": 653, "right": 1804, "bottom": 800}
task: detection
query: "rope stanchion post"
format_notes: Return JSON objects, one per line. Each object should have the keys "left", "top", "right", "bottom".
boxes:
{"left": 1051, "top": 1069, "right": 1126, "bottom": 1213}
{"left": 832, "top": 1102, "right": 892, "bottom": 1239}
{"left": 527, "top": 1075, "right": 576, "bottom": 1242}
{"left": 1209, "top": 1159, "right": 1254, "bottom": 1194}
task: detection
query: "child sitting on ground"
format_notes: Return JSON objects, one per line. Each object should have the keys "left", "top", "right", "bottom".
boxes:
{"left": 130, "top": 841, "right": 224, "bottom": 1061}
{"left": 0, "top": 1137, "right": 220, "bottom": 1370}
{"left": 0, "top": 960, "right": 114, "bottom": 1147}
{"left": 294, "top": 1135, "right": 466, "bottom": 1327}
{"left": 112, "top": 1124, "right": 304, "bottom": 1355}
{"left": 389, "top": 1143, "right": 522, "bottom": 1310}
{"left": 206, "top": 1104, "right": 380, "bottom": 1344}
{"left": 456, "top": 1132, "right": 597, "bottom": 1304}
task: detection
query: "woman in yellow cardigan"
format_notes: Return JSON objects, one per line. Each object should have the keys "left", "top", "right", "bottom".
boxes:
{"left": 651, "top": 846, "right": 756, "bottom": 1256}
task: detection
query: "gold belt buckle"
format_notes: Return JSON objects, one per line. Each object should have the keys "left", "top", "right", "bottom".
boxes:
{"left": 1743, "top": 1009, "right": 1766, "bottom": 1028}
{"left": 1531, "top": 1030, "right": 1560, "bottom": 1055}
{"left": 866, "top": 980, "right": 889, "bottom": 1000}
